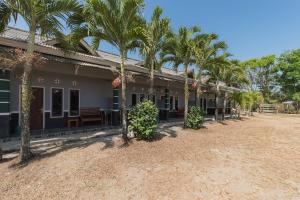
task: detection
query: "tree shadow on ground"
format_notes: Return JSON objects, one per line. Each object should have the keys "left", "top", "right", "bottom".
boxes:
{"left": 218, "top": 121, "right": 229, "bottom": 125}
{"left": 7, "top": 134, "right": 120, "bottom": 169}
{"left": 150, "top": 125, "right": 179, "bottom": 142}
{"left": 0, "top": 156, "right": 17, "bottom": 164}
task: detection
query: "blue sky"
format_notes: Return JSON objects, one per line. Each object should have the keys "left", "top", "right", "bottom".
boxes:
{"left": 9, "top": 0, "right": 300, "bottom": 61}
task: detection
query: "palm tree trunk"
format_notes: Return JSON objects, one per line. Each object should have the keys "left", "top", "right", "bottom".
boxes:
{"left": 196, "top": 86, "right": 201, "bottom": 107}
{"left": 149, "top": 58, "right": 154, "bottom": 100}
{"left": 215, "top": 82, "right": 219, "bottom": 121}
{"left": 184, "top": 65, "right": 189, "bottom": 128}
{"left": 120, "top": 53, "right": 128, "bottom": 143}
{"left": 20, "top": 26, "right": 36, "bottom": 163}
{"left": 223, "top": 92, "right": 227, "bottom": 121}
{"left": 230, "top": 99, "right": 233, "bottom": 119}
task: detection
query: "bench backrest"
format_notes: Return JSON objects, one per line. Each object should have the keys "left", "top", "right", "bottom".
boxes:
{"left": 80, "top": 108, "right": 101, "bottom": 117}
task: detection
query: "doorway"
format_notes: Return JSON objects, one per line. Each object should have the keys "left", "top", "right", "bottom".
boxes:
{"left": 30, "top": 87, "right": 44, "bottom": 130}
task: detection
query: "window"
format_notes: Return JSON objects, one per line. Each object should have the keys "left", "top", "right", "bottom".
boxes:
{"left": 175, "top": 96, "right": 179, "bottom": 111}
{"left": 200, "top": 98, "right": 203, "bottom": 108}
{"left": 170, "top": 96, "right": 174, "bottom": 111}
{"left": 69, "top": 89, "right": 80, "bottom": 117}
{"left": 51, "top": 88, "right": 63, "bottom": 117}
{"left": 147, "top": 95, "right": 156, "bottom": 104}
{"left": 139, "top": 94, "right": 145, "bottom": 102}
{"left": 132, "top": 94, "right": 137, "bottom": 106}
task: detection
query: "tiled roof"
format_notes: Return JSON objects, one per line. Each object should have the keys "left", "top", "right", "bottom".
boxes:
{"left": 0, "top": 27, "right": 241, "bottom": 91}
{"left": 0, "top": 27, "right": 52, "bottom": 44}
{"left": 0, "top": 27, "right": 182, "bottom": 77}
{"left": 96, "top": 50, "right": 141, "bottom": 66}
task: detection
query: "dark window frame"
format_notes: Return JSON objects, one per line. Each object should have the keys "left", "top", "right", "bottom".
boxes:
{"left": 132, "top": 93, "right": 137, "bottom": 106}
{"left": 51, "top": 87, "right": 64, "bottom": 118}
{"left": 69, "top": 89, "right": 80, "bottom": 117}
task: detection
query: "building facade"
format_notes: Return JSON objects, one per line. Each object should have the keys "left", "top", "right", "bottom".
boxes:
{"left": 0, "top": 27, "right": 237, "bottom": 138}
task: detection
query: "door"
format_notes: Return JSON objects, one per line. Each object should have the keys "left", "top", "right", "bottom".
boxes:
{"left": 30, "top": 87, "right": 44, "bottom": 130}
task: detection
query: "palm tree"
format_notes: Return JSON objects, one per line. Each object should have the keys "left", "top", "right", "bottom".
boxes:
{"left": 139, "top": 6, "right": 169, "bottom": 99}
{"left": 0, "top": 0, "right": 81, "bottom": 163}
{"left": 202, "top": 53, "right": 230, "bottom": 121}
{"left": 222, "top": 60, "right": 248, "bottom": 119}
{"left": 204, "top": 56, "right": 248, "bottom": 120}
{"left": 194, "top": 33, "right": 227, "bottom": 107}
{"left": 68, "top": 0, "right": 145, "bottom": 142}
{"left": 161, "top": 26, "right": 201, "bottom": 127}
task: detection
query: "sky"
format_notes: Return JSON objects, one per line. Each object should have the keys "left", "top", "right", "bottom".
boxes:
{"left": 9, "top": 0, "right": 300, "bottom": 61}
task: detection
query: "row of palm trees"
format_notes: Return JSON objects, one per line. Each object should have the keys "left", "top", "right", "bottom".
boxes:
{"left": 0, "top": 0, "right": 247, "bottom": 163}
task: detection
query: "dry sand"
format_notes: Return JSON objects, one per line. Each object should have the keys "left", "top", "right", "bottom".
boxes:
{"left": 1, "top": 114, "right": 300, "bottom": 200}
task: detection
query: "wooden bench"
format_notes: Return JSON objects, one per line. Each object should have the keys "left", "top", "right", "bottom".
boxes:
{"left": 176, "top": 108, "right": 184, "bottom": 117}
{"left": 80, "top": 108, "right": 102, "bottom": 125}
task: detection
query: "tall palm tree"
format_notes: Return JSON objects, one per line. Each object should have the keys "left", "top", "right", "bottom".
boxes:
{"left": 0, "top": 0, "right": 81, "bottom": 163}
{"left": 161, "top": 26, "right": 201, "bottom": 127}
{"left": 203, "top": 55, "right": 248, "bottom": 120}
{"left": 202, "top": 53, "right": 230, "bottom": 121}
{"left": 68, "top": 0, "right": 145, "bottom": 142}
{"left": 139, "top": 6, "right": 169, "bottom": 99}
{"left": 222, "top": 60, "right": 248, "bottom": 119}
{"left": 194, "top": 33, "right": 227, "bottom": 106}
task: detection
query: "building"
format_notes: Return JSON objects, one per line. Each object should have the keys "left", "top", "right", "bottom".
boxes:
{"left": 0, "top": 27, "right": 239, "bottom": 138}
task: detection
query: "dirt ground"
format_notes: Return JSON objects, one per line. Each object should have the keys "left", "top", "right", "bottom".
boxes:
{"left": 1, "top": 114, "right": 300, "bottom": 200}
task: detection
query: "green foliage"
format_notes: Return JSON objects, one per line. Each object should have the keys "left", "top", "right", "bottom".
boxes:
{"left": 232, "top": 91, "right": 264, "bottom": 111}
{"left": 186, "top": 106, "right": 204, "bottom": 130}
{"left": 292, "top": 93, "right": 300, "bottom": 102}
{"left": 68, "top": 0, "right": 145, "bottom": 140}
{"left": 242, "top": 55, "right": 276, "bottom": 102}
{"left": 0, "top": 0, "right": 81, "bottom": 41}
{"left": 139, "top": 6, "right": 170, "bottom": 71}
{"left": 275, "top": 49, "right": 300, "bottom": 101}
{"left": 68, "top": 0, "right": 145, "bottom": 55}
{"left": 128, "top": 101, "right": 159, "bottom": 140}
{"left": 161, "top": 26, "right": 202, "bottom": 123}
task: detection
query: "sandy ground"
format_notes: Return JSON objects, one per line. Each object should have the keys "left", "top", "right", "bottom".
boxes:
{"left": 1, "top": 114, "right": 300, "bottom": 200}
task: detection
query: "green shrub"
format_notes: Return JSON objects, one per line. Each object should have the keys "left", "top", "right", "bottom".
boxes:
{"left": 185, "top": 106, "right": 204, "bottom": 130}
{"left": 128, "top": 100, "right": 159, "bottom": 140}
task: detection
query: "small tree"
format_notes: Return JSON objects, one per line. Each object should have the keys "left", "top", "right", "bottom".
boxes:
{"left": 186, "top": 106, "right": 204, "bottom": 130}
{"left": 128, "top": 101, "right": 159, "bottom": 140}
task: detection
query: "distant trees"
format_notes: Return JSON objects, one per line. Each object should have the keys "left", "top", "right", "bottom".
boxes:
{"left": 242, "top": 55, "right": 276, "bottom": 103}
{"left": 242, "top": 51, "right": 300, "bottom": 110}
{"left": 275, "top": 50, "right": 300, "bottom": 101}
